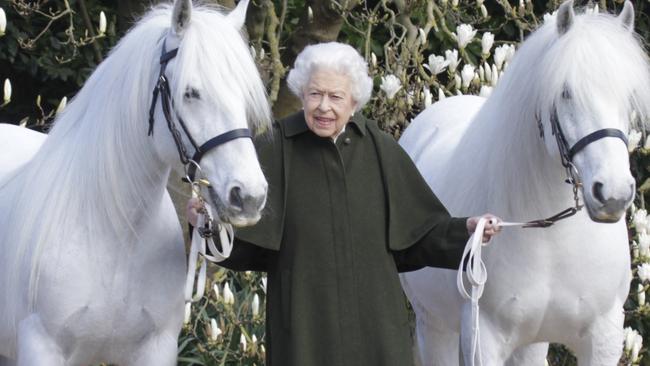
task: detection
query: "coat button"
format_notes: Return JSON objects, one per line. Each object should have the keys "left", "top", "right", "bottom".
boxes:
{"left": 344, "top": 137, "right": 351, "bottom": 145}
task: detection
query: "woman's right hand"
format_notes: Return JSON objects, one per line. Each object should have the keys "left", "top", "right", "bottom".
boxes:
{"left": 186, "top": 197, "right": 202, "bottom": 227}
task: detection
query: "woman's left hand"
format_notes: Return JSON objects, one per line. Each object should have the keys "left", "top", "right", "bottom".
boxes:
{"left": 466, "top": 214, "right": 502, "bottom": 243}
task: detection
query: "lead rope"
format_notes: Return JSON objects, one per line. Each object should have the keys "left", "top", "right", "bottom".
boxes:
{"left": 456, "top": 210, "right": 580, "bottom": 365}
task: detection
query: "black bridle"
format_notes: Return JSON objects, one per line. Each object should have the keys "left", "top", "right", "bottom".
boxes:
{"left": 148, "top": 41, "right": 252, "bottom": 183}
{"left": 524, "top": 108, "right": 628, "bottom": 228}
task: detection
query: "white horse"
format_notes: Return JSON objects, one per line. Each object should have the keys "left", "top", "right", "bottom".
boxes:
{"left": 0, "top": 0, "right": 271, "bottom": 364}
{"left": 400, "top": 1, "right": 650, "bottom": 365}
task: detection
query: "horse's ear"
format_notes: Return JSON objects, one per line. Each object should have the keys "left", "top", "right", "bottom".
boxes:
{"left": 618, "top": 1, "right": 635, "bottom": 32}
{"left": 556, "top": 0, "right": 574, "bottom": 35}
{"left": 227, "top": 0, "right": 250, "bottom": 30}
{"left": 172, "top": 0, "right": 192, "bottom": 36}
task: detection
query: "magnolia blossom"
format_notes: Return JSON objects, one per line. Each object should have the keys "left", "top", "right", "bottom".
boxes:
{"left": 223, "top": 282, "right": 235, "bottom": 305}
{"left": 639, "top": 232, "right": 650, "bottom": 257}
{"left": 494, "top": 45, "right": 508, "bottom": 70}
{"left": 638, "top": 283, "right": 646, "bottom": 306}
{"left": 3, "top": 78, "right": 10, "bottom": 104}
{"left": 481, "top": 32, "right": 494, "bottom": 55}
{"left": 437, "top": 88, "right": 446, "bottom": 101}
{"left": 370, "top": 52, "right": 377, "bottom": 68}
{"left": 98, "top": 11, "right": 107, "bottom": 35}
{"left": 505, "top": 45, "right": 516, "bottom": 63}
{"left": 210, "top": 318, "right": 222, "bottom": 341}
{"left": 380, "top": 74, "right": 402, "bottom": 100}
{"left": 454, "top": 24, "right": 476, "bottom": 49}
{"left": 422, "top": 88, "right": 432, "bottom": 108}
{"left": 638, "top": 263, "right": 650, "bottom": 283}
{"left": 453, "top": 74, "right": 461, "bottom": 90}
{"left": 213, "top": 283, "right": 220, "bottom": 300}
{"left": 259, "top": 47, "right": 266, "bottom": 60}
{"left": 480, "top": 4, "right": 488, "bottom": 18}
{"left": 307, "top": 6, "right": 313, "bottom": 22}
{"left": 183, "top": 302, "right": 192, "bottom": 324}
{"left": 418, "top": 28, "right": 427, "bottom": 46}
{"left": 261, "top": 276, "right": 267, "bottom": 293}
{"left": 55, "top": 96, "right": 67, "bottom": 114}
{"left": 451, "top": 0, "right": 459, "bottom": 7}
{"left": 425, "top": 54, "right": 449, "bottom": 75}
{"left": 632, "top": 333, "right": 643, "bottom": 362}
{"left": 252, "top": 334, "right": 258, "bottom": 346}
{"left": 479, "top": 85, "right": 493, "bottom": 98}
{"left": 252, "top": 293, "right": 260, "bottom": 317}
{"left": 0, "top": 7, "right": 6, "bottom": 36}
{"left": 240, "top": 334, "right": 248, "bottom": 351}
{"left": 484, "top": 62, "right": 492, "bottom": 82}
{"left": 628, "top": 129, "right": 642, "bottom": 152}
{"left": 445, "top": 49, "right": 460, "bottom": 73}
{"left": 490, "top": 64, "right": 499, "bottom": 86}
{"left": 624, "top": 327, "right": 638, "bottom": 352}
{"left": 478, "top": 65, "right": 485, "bottom": 81}
{"left": 460, "top": 64, "right": 475, "bottom": 89}
{"left": 632, "top": 208, "right": 648, "bottom": 232}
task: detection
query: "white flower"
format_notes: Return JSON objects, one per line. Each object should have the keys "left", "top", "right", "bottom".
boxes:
{"left": 423, "top": 88, "right": 432, "bottom": 107}
{"left": 213, "top": 283, "right": 220, "bottom": 300}
{"left": 586, "top": 4, "right": 599, "bottom": 14}
{"left": 628, "top": 129, "right": 642, "bottom": 152}
{"left": 639, "top": 234, "right": 650, "bottom": 257}
{"left": 480, "top": 4, "right": 488, "bottom": 18}
{"left": 454, "top": 24, "right": 476, "bottom": 49}
{"left": 445, "top": 49, "right": 460, "bottom": 73}
{"left": 252, "top": 293, "right": 260, "bottom": 317}
{"left": 307, "top": 6, "right": 313, "bottom": 22}
{"left": 490, "top": 64, "right": 499, "bottom": 86}
{"left": 3, "top": 78, "right": 11, "bottom": 104}
{"left": 632, "top": 333, "right": 643, "bottom": 362}
{"left": 184, "top": 302, "right": 192, "bottom": 324}
{"left": 98, "top": 11, "right": 106, "bottom": 35}
{"left": 418, "top": 28, "right": 427, "bottom": 46}
{"left": 370, "top": 52, "right": 377, "bottom": 68}
{"left": 0, "top": 8, "right": 6, "bottom": 36}
{"left": 424, "top": 54, "right": 449, "bottom": 75}
{"left": 638, "top": 263, "right": 650, "bottom": 283}
{"left": 479, "top": 85, "right": 493, "bottom": 98}
{"left": 624, "top": 327, "right": 637, "bottom": 352}
{"left": 240, "top": 334, "right": 247, "bottom": 350}
{"left": 380, "top": 75, "right": 402, "bottom": 100}
{"left": 484, "top": 62, "right": 492, "bottom": 82}
{"left": 252, "top": 334, "right": 258, "bottom": 346}
{"left": 55, "top": 96, "right": 67, "bottom": 114}
{"left": 478, "top": 65, "right": 485, "bottom": 81}
{"left": 223, "top": 282, "right": 235, "bottom": 305}
{"left": 454, "top": 74, "right": 461, "bottom": 90}
{"left": 460, "top": 64, "right": 475, "bottom": 89}
{"left": 494, "top": 45, "right": 508, "bottom": 70}
{"left": 481, "top": 32, "right": 494, "bottom": 55}
{"left": 505, "top": 44, "right": 516, "bottom": 63}
{"left": 250, "top": 45, "right": 257, "bottom": 59}
{"left": 638, "top": 283, "right": 646, "bottom": 306}
{"left": 261, "top": 276, "right": 267, "bottom": 293}
{"left": 451, "top": 0, "right": 459, "bottom": 7}
{"left": 210, "top": 318, "right": 222, "bottom": 341}
{"left": 437, "top": 87, "right": 446, "bottom": 101}
{"left": 633, "top": 209, "right": 648, "bottom": 233}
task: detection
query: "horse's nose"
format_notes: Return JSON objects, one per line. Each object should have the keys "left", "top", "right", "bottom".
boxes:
{"left": 228, "top": 185, "right": 266, "bottom": 213}
{"left": 592, "top": 181, "right": 634, "bottom": 212}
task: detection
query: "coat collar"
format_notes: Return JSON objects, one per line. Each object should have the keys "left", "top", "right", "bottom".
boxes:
{"left": 282, "top": 111, "right": 367, "bottom": 138}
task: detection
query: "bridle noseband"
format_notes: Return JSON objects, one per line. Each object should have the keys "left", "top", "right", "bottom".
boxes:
{"left": 526, "top": 107, "right": 628, "bottom": 228}
{"left": 147, "top": 40, "right": 252, "bottom": 183}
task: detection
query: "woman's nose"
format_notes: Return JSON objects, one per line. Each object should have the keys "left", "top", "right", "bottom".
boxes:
{"left": 318, "top": 96, "right": 331, "bottom": 111}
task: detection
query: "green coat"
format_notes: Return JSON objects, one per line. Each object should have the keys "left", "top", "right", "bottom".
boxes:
{"left": 220, "top": 112, "right": 469, "bottom": 366}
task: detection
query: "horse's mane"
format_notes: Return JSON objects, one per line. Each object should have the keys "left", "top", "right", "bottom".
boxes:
{"left": 0, "top": 4, "right": 271, "bottom": 335}
{"left": 442, "top": 8, "right": 650, "bottom": 219}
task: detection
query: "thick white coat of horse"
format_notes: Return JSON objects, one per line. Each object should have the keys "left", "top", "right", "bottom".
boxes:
{"left": 400, "top": 2, "right": 650, "bottom": 365}
{"left": 0, "top": 1, "right": 271, "bottom": 365}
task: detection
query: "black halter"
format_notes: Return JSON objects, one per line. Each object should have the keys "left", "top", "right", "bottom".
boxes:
{"left": 524, "top": 108, "right": 628, "bottom": 228}
{"left": 148, "top": 41, "right": 252, "bottom": 182}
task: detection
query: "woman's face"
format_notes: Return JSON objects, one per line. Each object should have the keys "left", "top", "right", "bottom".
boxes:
{"left": 302, "top": 68, "right": 358, "bottom": 139}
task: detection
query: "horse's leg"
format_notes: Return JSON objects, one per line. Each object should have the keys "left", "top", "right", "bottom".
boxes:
{"left": 505, "top": 343, "right": 549, "bottom": 366}
{"left": 15, "top": 315, "right": 65, "bottom": 366}
{"left": 413, "top": 313, "right": 459, "bottom": 366}
{"left": 460, "top": 304, "right": 512, "bottom": 366}
{"left": 571, "top": 304, "right": 625, "bottom": 366}
{"left": 125, "top": 330, "right": 178, "bottom": 366}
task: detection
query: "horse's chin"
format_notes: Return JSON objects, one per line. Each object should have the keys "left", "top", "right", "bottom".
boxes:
{"left": 584, "top": 203, "right": 626, "bottom": 224}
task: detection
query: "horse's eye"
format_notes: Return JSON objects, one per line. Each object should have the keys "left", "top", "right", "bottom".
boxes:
{"left": 561, "top": 86, "right": 571, "bottom": 100}
{"left": 184, "top": 87, "right": 201, "bottom": 100}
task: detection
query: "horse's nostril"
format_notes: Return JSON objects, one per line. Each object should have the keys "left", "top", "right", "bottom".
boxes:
{"left": 592, "top": 182, "right": 605, "bottom": 204}
{"left": 229, "top": 186, "right": 243, "bottom": 209}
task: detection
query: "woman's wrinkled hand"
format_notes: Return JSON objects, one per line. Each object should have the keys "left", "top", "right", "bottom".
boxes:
{"left": 186, "top": 197, "right": 202, "bottom": 227}
{"left": 466, "top": 214, "right": 502, "bottom": 243}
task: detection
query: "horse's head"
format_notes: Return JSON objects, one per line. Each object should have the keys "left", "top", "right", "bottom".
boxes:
{"left": 149, "top": 0, "right": 271, "bottom": 227}
{"left": 534, "top": 0, "right": 650, "bottom": 223}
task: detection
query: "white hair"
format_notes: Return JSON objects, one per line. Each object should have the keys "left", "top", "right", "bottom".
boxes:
{"left": 287, "top": 42, "right": 373, "bottom": 111}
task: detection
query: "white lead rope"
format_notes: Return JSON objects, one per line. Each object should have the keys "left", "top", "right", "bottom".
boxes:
{"left": 456, "top": 217, "right": 528, "bottom": 366}
{"left": 184, "top": 200, "right": 234, "bottom": 303}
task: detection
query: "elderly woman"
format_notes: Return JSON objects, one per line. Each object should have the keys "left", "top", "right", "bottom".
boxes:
{"left": 188, "top": 42, "right": 500, "bottom": 366}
